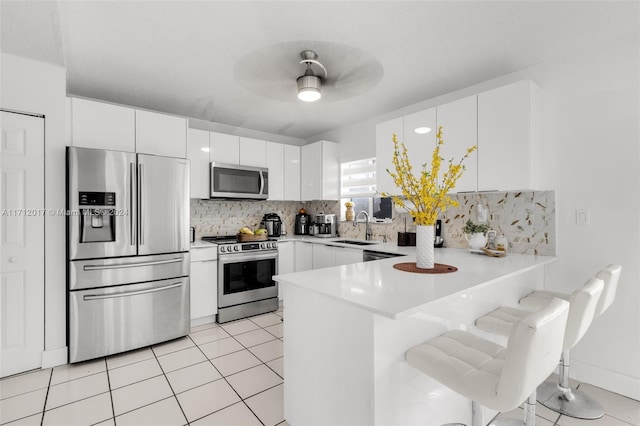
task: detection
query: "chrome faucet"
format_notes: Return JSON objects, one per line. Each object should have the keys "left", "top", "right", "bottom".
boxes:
{"left": 353, "top": 210, "right": 372, "bottom": 240}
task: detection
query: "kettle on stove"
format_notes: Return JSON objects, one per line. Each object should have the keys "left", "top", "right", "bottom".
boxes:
{"left": 260, "top": 213, "right": 282, "bottom": 237}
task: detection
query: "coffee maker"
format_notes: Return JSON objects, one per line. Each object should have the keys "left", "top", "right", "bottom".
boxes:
{"left": 260, "top": 213, "right": 282, "bottom": 237}
{"left": 295, "top": 209, "right": 310, "bottom": 235}
{"left": 314, "top": 213, "right": 336, "bottom": 238}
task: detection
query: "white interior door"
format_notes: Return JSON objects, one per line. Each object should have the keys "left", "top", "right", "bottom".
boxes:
{"left": 1, "top": 111, "right": 45, "bottom": 377}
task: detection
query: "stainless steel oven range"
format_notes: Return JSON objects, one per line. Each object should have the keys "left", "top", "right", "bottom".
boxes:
{"left": 202, "top": 236, "right": 278, "bottom": 323}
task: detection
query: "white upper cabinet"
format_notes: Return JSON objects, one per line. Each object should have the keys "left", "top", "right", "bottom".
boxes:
{"left": 437, "top": 95, "right": 478, "bottom": 193}
{"left": 301, "top": 142, "right": 322, "bottom": 200}
{"left": 135, "top": 109, "right": 187, "bottom": 158}
{"left": 239, "top": 137, "right": 267, "bottom": 167}
{"left": 376, "top": 117, "right": 403, "bottom": 195}
{"left": 301, "top": 140, "right": 339, "bottom": 201}
{"left": 266, "top": 142, "right": 284, "bottom": 200}
{"left": 210, "top": 132, "right": 240, "bottom": 164}
{"left": 70, "top": 97, "right": 135, "bottom": 152}
{"left": 477, "top": 80, "right": 542, "bottom": 191}
{"left": 284, "top": 145, "right": 301, "bottom": 201}
{"left": 187, "top": 128, "right": 210, "bottom": 199}
{"left": 403, "top": 108, "right": 437, "bottom": 180}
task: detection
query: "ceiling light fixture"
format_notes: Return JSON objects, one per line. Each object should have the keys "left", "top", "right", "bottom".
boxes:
{"left": 297, "top": 50, "right": 327, "bottom": 102}
{"left": 414, "top": 127, "right": 432, "bottom": 134}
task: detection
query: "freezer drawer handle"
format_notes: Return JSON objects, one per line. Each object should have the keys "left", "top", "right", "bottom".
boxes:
{"left": 83, "top": 282, "right": 182, "bottom": 301}
{"left": 83, "top": 257, "right": 183, "bottom": 271}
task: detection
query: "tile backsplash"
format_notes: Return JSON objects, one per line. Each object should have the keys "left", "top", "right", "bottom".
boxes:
{"left": 190, "top": 199, "right": 337, "bottom": 239}
{"left": 191, "top": 190, "right": 555, "bottom": 255}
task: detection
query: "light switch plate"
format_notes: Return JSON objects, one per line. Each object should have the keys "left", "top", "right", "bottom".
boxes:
{"left": 576, "top": 209, "right": 589, "bottom": 226}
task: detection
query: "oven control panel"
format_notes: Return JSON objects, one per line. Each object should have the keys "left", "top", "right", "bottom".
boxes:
{"left": 218, "top": 241, "right": 278, "bottom": 254}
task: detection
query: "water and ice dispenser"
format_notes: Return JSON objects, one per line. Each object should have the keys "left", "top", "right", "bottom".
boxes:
{"left": 78, "top": 191, "right": 116, "bottom": 243}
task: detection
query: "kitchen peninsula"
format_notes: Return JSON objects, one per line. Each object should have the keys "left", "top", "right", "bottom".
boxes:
{"left": 274, "top": 248, "right": 556, "bottom": 425}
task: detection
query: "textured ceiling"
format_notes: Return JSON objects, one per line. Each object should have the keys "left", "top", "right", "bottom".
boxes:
{"left": 2, "top": 1, "right": 638, "bottom": 141}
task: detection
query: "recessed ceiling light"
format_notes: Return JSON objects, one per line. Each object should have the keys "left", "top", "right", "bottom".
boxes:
{"left": 414, "top": 127, "right": 432, "bottom": 134}
{"left": 201, "top": 147, "right": 210, "bottom": 152}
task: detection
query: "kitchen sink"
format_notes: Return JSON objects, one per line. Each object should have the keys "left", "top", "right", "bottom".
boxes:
{"left": 332, "top": 239, "right": 381, "bottom": 246}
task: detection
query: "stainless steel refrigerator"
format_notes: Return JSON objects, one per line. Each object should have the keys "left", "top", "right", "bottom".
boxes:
{"left": 66, "top": 147, "right": 190, "bottom": 363}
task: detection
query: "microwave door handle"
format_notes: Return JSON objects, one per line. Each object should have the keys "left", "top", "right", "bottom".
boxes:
{"left": 138, "top": 163, "right": 144, "bottom": 246}
{"left": 259, "top": 171, "right": 265, "bottom": 195}
{"left": 130, "top": 162, "right": 136, "bottom": 246}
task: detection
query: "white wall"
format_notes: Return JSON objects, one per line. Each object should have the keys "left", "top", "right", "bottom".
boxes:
{"left": 314, "top": 33, "right": 640, "bottom": 399}
{"left": 1, "top": 53, "right": 68, "bottom": 367}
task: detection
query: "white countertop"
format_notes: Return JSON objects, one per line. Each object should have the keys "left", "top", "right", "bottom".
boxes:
{"left": 274, "top": 247, "right": 556, "bottom": 320}
{"left": 190, "top": 240, "right": 217, "bottom": 249}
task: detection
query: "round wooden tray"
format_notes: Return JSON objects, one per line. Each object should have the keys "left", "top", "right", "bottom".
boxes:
{"left": 393, "top": 262, "right": 458, "bottom": 274}
{"left": 236, "top": 233, "right": 268, "bottom": 242}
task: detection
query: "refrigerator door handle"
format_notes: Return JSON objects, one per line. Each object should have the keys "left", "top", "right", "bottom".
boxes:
{"left": 82, "top": 257, "right": 184, "bottom": 271}
{"left": 138, "top": 163, "right": 144, "bottom": 246}
{"left": 83, "top": 282, "right": 182, "bottom": 301}
{"left": 130, "top": 162, "right": 136, "bottom": 246}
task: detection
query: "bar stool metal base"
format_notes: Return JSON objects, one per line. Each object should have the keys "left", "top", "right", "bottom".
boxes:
{"left": 537, "top": 381, "right": 605, "bottom": 419}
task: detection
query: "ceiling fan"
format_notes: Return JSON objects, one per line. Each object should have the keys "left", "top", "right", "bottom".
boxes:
{"left": 233, "top": 41, "right": 384, "bottom": 103}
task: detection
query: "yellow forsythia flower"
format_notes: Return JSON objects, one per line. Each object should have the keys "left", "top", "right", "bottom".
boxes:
{"left": 382, "top": 126, "right": 477, "bottom": 226}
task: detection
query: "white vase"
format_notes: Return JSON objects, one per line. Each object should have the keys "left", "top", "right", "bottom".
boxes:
{"left": 416, "top": 225, "right": 435, "bottom": 269}
{"left": 465, "top": 232, "right": 488, "bottom": 250}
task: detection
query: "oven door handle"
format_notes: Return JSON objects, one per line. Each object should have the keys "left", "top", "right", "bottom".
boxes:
{"left": 83, "top": 282, "right": 182, "bottom": 301}
{"left": 218, "top": 251, "right": 278, "bottom": 264}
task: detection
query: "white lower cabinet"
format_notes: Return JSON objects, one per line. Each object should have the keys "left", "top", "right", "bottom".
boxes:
{"left": 334, "top": 246, "right": 364, "bottom": 266}
{"left": 190, "top": 246, "right": 218, "bottom": 324}
{"left": 294, "top": 242, "right": 313, "bottom": 272}
{"left": 312, "top": 244, "right": 335, "bottom": 270}
{"left": 313, "top": 243, "right": 363, "bottom": 269}
{"left": 277, "top": 241, "right": 295, "bottom": 300}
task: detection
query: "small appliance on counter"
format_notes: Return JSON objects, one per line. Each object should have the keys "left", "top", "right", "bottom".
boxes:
{"left": 314, "top": 213, "right": 337, "bottom": 238}
{"left": 434, "top": 219, "right": 444, "bottom": 247}
{"left": 397, "top": 219, "right": 444, "bottom": 247}
{"left": 260, "top": 213, "right": 282, "bottom": 237}
{"left": 398, "top": 217, "right": 415, "bottom": 246}
{"left": 295, "top": 208, "right": 310, "bottom": 235}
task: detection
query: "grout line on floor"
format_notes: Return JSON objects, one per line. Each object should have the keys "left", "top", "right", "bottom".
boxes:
{"left": 150, "top": 345, "right": 189, "bottom": 425}
{"left": 38, "top": 368, "right": 53, "bottom": 426}
{"left": 102, "top": 357, "right": 116, "bottom": 426}
{"left": 188, "top": 334, "right": 266, "bottom": 426}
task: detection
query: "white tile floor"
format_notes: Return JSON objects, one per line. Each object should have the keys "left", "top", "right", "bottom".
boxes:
{"left": 0, "top": 310, "right": 287, "bottom": 426}
{"left": 1, "top": 306, "right": 638, "bottom": 426}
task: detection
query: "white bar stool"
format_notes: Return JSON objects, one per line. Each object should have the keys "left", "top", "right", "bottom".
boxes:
{"left": 476, "top": 277, "right": 603, "bottom": 423}
{"left": 518, "top": 264, "right": 621, "bottom": 419}
{"left": 406, "top": 298, "right": 569, "bottom": 426}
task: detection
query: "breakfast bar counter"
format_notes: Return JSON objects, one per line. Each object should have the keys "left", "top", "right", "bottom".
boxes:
{"left": 274, "top": 248, "right": 556, "bottom": 425}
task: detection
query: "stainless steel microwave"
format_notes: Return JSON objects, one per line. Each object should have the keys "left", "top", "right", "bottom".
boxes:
{"left": 210, "top": 162, "right": 268, "bottom": 199}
